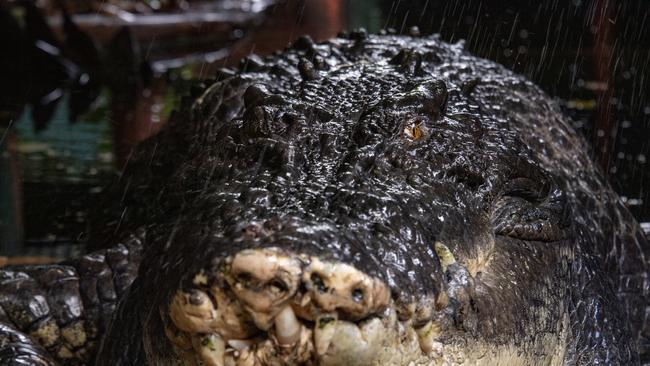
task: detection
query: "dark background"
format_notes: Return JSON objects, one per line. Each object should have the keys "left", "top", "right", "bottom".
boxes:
{"left": 1, "top": 0, "right": 648, "bottom": 258}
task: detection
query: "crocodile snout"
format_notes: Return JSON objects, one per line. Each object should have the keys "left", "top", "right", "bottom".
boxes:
{"left": 161, "top": 246, "right": 467, "bottom": 365}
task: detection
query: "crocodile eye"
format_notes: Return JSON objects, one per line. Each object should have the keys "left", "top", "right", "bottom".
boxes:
{"left": 492, "top": 178, "right": 567, "bottom": 242}
{"left": 403, "top": 123, "right": 423, "bottom": 140}
{"left": 500, "top": 177, "right": 549, "bottom": 203}
{"left": 351, "top": 288, "right": 364, "bottom": 303}
{"left": 402, "top": 116, "right": 428, "bottom": 141}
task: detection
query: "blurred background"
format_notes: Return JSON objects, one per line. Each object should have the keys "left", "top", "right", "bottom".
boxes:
{"left": 0, "top": 0, "right": 648, "bottom": 262}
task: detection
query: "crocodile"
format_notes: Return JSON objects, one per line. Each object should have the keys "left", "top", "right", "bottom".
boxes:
{"left": 0, "top": 31, "right": 648, "bottom": 365}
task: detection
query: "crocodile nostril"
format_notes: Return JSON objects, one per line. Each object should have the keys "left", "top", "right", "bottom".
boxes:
{"left": 235, "top": 272, "right": 254, "bottom": 287}
{"left": 189, "top": 289, "right": 207, "bottom": 306}
{"left": 311, "top": 273, "right": 328, "bottom": 293}
{"left": 268, "top": 278, "right": 288, "bottom": 294}
{"left": 167, "top": 250, "right": 400, "bottom": 365}
{"left": 352, "top": 288, "right": 364, "bottom": 303}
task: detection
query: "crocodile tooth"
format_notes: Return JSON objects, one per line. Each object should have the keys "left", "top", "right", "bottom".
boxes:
{"left": 192, "top": 333, "right": 225, "bottom": 366}
{"left": 318, "top": 318, "right": 385, "bottom": 366}
{"left": 226, "top": 339, "right": 254, "bottom": 351}
{"left": 415, "top": 321, "right": 435, "bottom": 354}
{"left": 434, "top": 241, "right": 456, "bottom": 272}
{"left": 314, "top": 313, "right": 338, "bottom": 356}
{"left": 415, "top": 319, "right": 445, "bottom": 359}
{"left": 274, "top": 306, "right": 301, "bottom": 345}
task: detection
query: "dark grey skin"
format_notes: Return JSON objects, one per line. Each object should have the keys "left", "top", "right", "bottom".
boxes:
{"left": 0, "top": 32, "right": 648, "bottom": 365}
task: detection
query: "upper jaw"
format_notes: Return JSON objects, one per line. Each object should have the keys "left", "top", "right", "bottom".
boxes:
{"left": 158, "top": 242, "right": 479, "bottom": 366}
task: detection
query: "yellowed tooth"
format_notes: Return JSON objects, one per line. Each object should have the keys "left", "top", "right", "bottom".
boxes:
{"left": 415, "top": 321, "right": 438, "bottom": 354}
{"left": 192, "top": 333, "right": 225, "bottom": 366}
{"left": 299, "top": 292, "right": 311, "bottom": 307}
{"left": 318, "top": 318, "right": 385, "bottom": 366}
{"left": 434, "top": 241, "right": 456, "bottom": 272}
{"left": 314, "top": 313, "right": 338, "bottom": 356}
{"left": 224, "top": 354, "right": 236, "bottom": 366}
{"left": 234, "top": 349, "right": 256, "bottom": 366}
{"left": 274, "top": 306, "right": 301, "bottom": 346}
{"left": 227, "top": 339, "right": 254, "bottom": 351}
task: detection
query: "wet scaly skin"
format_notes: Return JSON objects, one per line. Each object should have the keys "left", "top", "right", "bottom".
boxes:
{"left": 2, "top": 31, "right": 649, "bottom": 365}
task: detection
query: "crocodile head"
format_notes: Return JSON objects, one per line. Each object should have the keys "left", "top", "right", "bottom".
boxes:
{"left": 103, "top": 33, "right": 642, "bottom": 366}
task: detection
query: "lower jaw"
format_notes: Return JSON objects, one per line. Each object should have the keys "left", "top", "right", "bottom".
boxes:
{"left": 149, "top": 247, "right": 568, "bottom": 366}
{"left": 160, "top": 324, "right": 568, "bottom": 366}
{"left": 163, "top": 308, "right": 443, "bottom": 366}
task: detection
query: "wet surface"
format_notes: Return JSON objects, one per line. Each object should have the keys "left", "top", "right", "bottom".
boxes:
{"left": 0, "top": 4, "right": 648, "bottom": 363}
{"left": 1, "top": 0, "right": 648, "bottom": 258}
{"left": 91, "top": 32, "right": 646, "bottom": 364}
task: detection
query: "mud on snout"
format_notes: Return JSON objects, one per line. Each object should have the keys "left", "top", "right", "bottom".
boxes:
{"left": 157, "top": 246, "right": 471, "bottom": 366}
